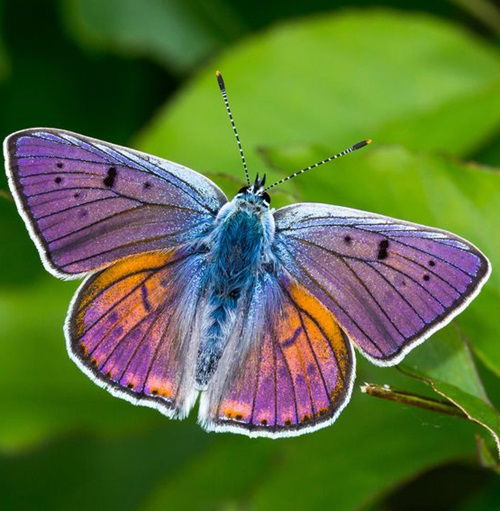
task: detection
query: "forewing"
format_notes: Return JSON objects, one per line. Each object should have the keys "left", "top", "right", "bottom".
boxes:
{"left": 67, "top": 248, "right": 207, "bottom": 418}
{"left": 199, "top": 273, "right": 355, "bottom": 438}
{"left": 4, "top": 128, "right": 226, "bottom": 277}
{"left": 273, "top": 204, "right": 491, "bottom": 365}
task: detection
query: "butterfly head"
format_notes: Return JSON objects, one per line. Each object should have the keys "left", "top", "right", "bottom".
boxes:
{"left": 236, "top": 173, "right": 271, "bottom": 210}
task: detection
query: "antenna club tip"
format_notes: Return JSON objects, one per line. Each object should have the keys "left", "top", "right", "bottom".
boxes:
{"left": 352, "top": 139, "right": 373, "bottom": 151}
{"left": 215, "top": 70, "right": 225, "bottom": 91}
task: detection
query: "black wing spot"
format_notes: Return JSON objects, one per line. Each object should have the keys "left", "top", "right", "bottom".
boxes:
{"left": 143, "top": 181, "right": 152, "bottom": 189}
{"left": 423, "top": 274, "right": 430, "bottom": 281}
{"left": 126, "top": 383, "right": 134, "bottom": 390}
{"left": 78, "top": 209, "right": 88, "bottom": 218}
{"left": 73, "top": 192, "right": 80, "bottom": 199}
{"left": 103, "top": 167, "right": 117, "bottom": 188}
{"left": 54, "top": 176, "right": 62, "bottom": 184}
{"left": 284, "top": 419, "right": 292, "bottom": 426}
{"left": 56, "top": 162, "right": 64, "bottom": 169}
{"left": 377, "top": 239, "right": 389, "bottom": 260}
{"left": 428, "top": 260, "right": 436, "bottom": 267}
{"left": 235, "top": 414, "right": 243, "bottom": 421}
{"left": 260, "top": 419, "right": 268, "bottom": 426}
{"left": 343, "top": 235, "right": 352, "bottom": 244}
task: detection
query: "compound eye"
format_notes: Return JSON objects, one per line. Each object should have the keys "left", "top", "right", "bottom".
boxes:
{"left": 238, "top": 186, "right": 248, "bottom": 194}
{"left": 261, "top": 192, "right": 271, "bottom": 205}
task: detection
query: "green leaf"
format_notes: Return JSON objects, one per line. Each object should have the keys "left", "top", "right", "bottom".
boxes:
{"left": 401, "top": 327, "right": 500, "bottom": 456}
{"left": 403, "top": 326, "right": 487, "bottom": 400}
{"left": 138, "top": 9, "right": 500, "bottom": 171}
{"left": 0, "top": 422, "right": 209, "bottom": 510}
{"left": 63, "top": 0, "right": 246, "bottom": 73}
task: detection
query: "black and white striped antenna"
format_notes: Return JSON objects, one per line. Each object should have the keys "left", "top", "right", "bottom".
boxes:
{"left": 265, "top": 139, "right": 372, "bottom": 191}
{"left": 216, "top": 71, "right": 250, "bottom": 186}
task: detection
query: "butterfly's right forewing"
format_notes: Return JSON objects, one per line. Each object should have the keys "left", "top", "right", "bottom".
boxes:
{"left": 273, "top": 203, "right": 490, "bottom": 365}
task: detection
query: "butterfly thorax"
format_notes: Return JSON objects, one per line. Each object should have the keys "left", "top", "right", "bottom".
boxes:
{"left": 195, "top": 194, "right": 275, "bottom": 387}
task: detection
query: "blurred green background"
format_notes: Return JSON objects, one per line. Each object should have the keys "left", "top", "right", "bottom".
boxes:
{"left": 0, "top": 1, "right": 499, "bottom": 510}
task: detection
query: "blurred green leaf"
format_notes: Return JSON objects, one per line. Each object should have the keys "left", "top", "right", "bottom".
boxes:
{"left": 138, "top": 9, "right": 500, "bottom": 172}
{"left": 141, "top": 386, "right": 482, "bottom": 511}
{"left": 0, "top": 6, "right": 8, "bottom": 81}
{"left": 63, "top": 0, "right": 245, "bottom": 73}
{"left": 0, "top": 423, "right": 209, "bottom": 511}
{"left": 0, "top": 195, "right": 47, "bottom": 286}
{"left": 474, "top": 133, "right": 500, "bottom": 167}
{"left": 456, "top": 478, "right": 500, "bottom": 511}
{"left": 0, "top": 278, "right": 169, "bottom": 451}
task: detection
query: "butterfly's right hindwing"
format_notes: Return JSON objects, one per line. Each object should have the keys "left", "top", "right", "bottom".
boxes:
{"left": 199, "top": 272, "right": 355, "bottom": 438}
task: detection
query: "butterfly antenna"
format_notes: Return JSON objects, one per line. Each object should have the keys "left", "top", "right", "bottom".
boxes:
{"left": 216, "top": 71, "right": 250, "bottom": 185}
{"left": 265, "top": 139, "right": 372, "bottom": 190}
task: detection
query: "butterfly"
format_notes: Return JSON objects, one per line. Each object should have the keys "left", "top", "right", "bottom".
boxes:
{"left": 3, "top": 71, "right": 491, "bottom": 438}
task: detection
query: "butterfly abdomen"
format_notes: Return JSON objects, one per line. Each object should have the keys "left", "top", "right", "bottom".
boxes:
{"left": 195, "top": 209, "right": 267, "bottom": 387}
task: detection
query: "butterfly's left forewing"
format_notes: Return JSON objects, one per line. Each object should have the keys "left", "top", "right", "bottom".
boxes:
{"left": 4, "top": 129, "right": 226, "bottom": 278}
{"left": 273, "top": 203, "right": 491, "bottom": 365}
{"left": 199, "top": 273, "right": 354, "bottom": 438}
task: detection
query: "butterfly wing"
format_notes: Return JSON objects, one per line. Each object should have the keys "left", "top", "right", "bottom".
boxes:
{"left": 67, "top": 247, "right": 208, "bottom": 417}
{"left": 4, "top": 128, "right": 226, "bottom": 278}
{"left": 199, "top": 272, "right": 355, "bottom": 438}
{"left": 273, "top": 203, "right": 491, "bottom": 365}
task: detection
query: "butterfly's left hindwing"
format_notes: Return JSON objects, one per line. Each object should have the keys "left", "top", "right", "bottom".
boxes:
{"left": 67, "top": 248, "right": 207, "bottom": 418}
{"left": 273, "top": 203, "right": 491, "bottom": 365}
{"left": 199, "top": 273, "right": 355, "bottom": 438}
{"left": 4, "top": 129, "right": 226, "bottom": 278}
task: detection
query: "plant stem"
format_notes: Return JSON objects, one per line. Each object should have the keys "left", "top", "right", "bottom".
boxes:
{"left": 360, "top": 383, "right": 468, "bottom": 419}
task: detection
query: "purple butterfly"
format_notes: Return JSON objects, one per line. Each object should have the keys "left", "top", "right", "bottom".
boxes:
{"left": 3, "top": 72, "right": 490, "bottom": 438}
